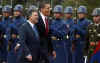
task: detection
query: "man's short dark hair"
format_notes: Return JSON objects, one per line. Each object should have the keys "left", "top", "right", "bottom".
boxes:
{"left": 27, "top": 10, "right": 38, "bottom": 19}
{"left": 39, "top": 1, "right": 50, "bottom": 11}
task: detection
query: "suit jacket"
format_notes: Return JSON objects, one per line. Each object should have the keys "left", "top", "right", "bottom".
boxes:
{"left": 17, "top": 22, "right": 40, "bottom": 63}
{"left": 36, "top": 12, "right": 53, "bottom": 54}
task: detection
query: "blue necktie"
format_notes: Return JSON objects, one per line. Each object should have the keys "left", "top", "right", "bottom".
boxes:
{"left": 33, "top": 25, "right": 39, "bottom": 39}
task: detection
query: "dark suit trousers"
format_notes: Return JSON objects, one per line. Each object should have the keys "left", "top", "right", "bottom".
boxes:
{"left": 17, "top": 49, "right": 40, "bottom": 63}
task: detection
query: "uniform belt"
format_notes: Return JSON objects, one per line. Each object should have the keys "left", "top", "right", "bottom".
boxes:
{"left": 3, "top": 34, "right": 7, "bottom": 38}
{"left": 11, "top": 34, "right": 19, "bottom": 39}
{"left": 75, "top": 34, "right": 81, "bottom": 39}
{"left": 51, "top": 35, "right": 69, "bottom": 40}
{"left": 7, "top": 34, "right": 19, "bottom": 52}
{"left": 2, "top": 34, "right": 19, "bottom": 39}
{"left": 17, "top": 35, "right": 19, "bottom": 39}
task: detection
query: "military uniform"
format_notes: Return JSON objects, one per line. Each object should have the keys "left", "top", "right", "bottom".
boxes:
{"left": 50, "top": 5, "right": 68, "bottom": 63}
{"left": 13, "top": 16, "right": 26, "bottom": 28}
{"left": 1, "top": 5, "right": 12, "bottom": 63}
{"left": 2, "top": 5, "right": 13, "bottom": 41}
{"left": 87, "top": 8, "right": 100, "bottom": 63}
{"left": 7, "top": 24, "right": 19, "bottom": 63}
{"left": 88, "top": 23, "right": 100, "bottom": 58}
{"left": 7, "top": 4, "right": 26, "bottom": 63}
{"left": 72, "top": 6, "right": 91, "bottom": 63}
{"left": 64, "top": 6, "right": 74, "bottom": 63}
{"left": 50, "top": 19, "right": 68, "bottom": 63}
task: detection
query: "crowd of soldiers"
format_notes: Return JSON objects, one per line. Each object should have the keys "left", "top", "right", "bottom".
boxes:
{"left": 0, "top": 2, "right": 100, "bottom": 63}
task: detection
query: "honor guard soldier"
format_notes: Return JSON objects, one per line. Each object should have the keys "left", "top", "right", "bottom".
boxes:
{"left": 13, "top": 4, "right": 26, "bottom": 58}
{"left": 64, "top": 6, "right": 74, "bottom": 63}
{"left": 2, "top": 5, "right": 13, "bottom": 40}
{"left": 2, "top": 5, "right": 13, "bottom": 27}
{"left": 87, "top": 8, "right": 100, "bottom": 63}
{"left": 50, "top": 5, "right": 68, "bottom": 63}
{"left": 9, "top": 4, "right": 27, "bottom": 63}
{"left": 13, "top": 4, "right": 26, "bottom": 28}
{"left": 1, "top": 5, "right": 12, "bottom": 63}
{"left": 72, "top": 5, "right": 91, "bottom": 63}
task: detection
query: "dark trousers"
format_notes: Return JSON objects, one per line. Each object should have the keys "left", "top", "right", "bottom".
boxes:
{"left": 40, "top": 48, "right": 49, "bottom": 63}
{"left": 17, "top": 49, "right": 40, "bottom": 63}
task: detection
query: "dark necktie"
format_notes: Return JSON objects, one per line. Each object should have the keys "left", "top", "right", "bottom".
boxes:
{"left": 33, "top": 25, "right": 39, "bottom": 39}
{"left": 45, "top": 17, "right": 49, "bottom": 36}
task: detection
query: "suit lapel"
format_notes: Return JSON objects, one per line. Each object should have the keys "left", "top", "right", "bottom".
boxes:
{"left": 26, "top": 22, "right": 36, "bottom": 38}
{"left": 38, "top": 13, "right": 45, "bottom": 29}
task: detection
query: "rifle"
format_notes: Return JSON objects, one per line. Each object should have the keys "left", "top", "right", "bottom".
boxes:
{"left": 72, "top": 0, "right": 78, "bottom": 52}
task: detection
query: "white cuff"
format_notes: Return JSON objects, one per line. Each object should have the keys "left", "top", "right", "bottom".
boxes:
{"left": 17, "top": 43, "right": 21, "bottom": 47}
{"left": 27, "top": 54, "right": 32, "bottom": 57}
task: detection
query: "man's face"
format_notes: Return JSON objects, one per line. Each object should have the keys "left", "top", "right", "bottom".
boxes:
{"left": 41, "top": 4, "right": 51, "bottom": 16}
{"left": 31, "top": 12, "right": 38, "bottom": 24}
{"left": 65, "top": 14, "right": 72, "bottom": 19}
{"left": 78, "top": 13, "right": 86, "bottom": 19}
{"left": 54, "top": 13, "right": 62, "bottom": 19}
{"left": 3, "top": 12, "right": 10, "bottom": 17}
{"left": 93, "top": 16, "right": 100, "bottom": 23}
{"left": 14, "top": 11, "right": 21, "bottom": 17}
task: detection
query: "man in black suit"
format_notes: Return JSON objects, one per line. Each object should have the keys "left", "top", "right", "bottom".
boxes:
{"left": 36, "top": 2, "right": 56, "bottom": 63}
{"left": 15, "top": 10, "right": 40, "bottom": 63}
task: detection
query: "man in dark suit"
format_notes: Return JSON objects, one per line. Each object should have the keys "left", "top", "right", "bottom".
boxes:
{"left": 15, "top": 10, "right": 40, "bottom": 63}
{"left": 36, "top": 2, "right": 56, "bottom": 63}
